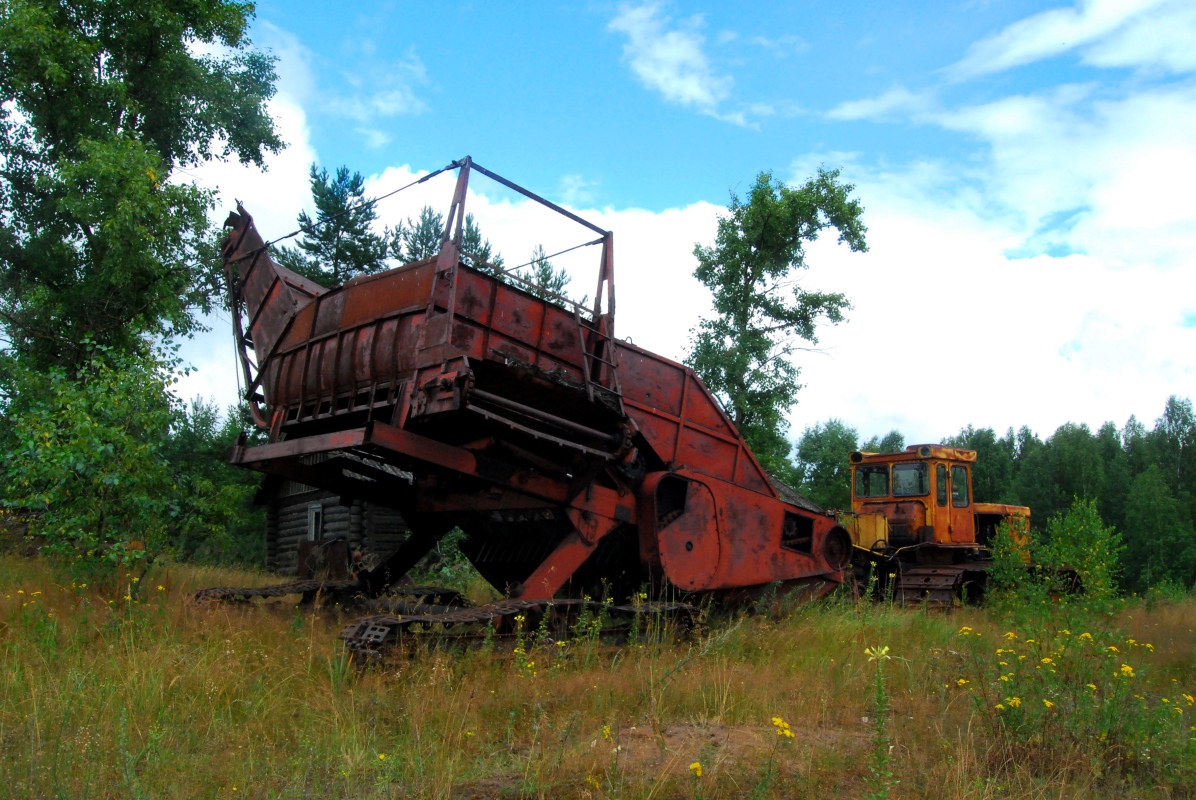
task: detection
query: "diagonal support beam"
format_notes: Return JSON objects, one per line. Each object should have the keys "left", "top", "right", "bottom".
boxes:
{"left": 513, "top": 510, "right": 622, "bottom": 600}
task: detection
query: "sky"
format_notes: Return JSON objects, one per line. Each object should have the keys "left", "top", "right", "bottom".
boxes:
{"left": 183, "top": 0, "right": 1196, "bottom": 447}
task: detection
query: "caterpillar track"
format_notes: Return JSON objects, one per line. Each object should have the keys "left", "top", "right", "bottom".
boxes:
{"left": 339, "top": 598, "right": 697, "bottom": 657}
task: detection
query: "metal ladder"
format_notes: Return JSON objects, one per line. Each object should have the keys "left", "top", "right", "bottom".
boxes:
{"left": 573, "top": 305, "right": 624, "bottom": 415}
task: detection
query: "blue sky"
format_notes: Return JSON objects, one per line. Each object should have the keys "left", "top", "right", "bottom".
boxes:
{"left": 187, "top": 0, "right": 1196, "bottom": 445}
{"left": 251, "top": 0, "right": 1078, "bottom": 209}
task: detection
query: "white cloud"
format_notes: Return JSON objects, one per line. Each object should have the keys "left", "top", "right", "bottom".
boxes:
{"left": 608, "top": 3, "right": 735, "bottom": 118}
{"left": 558, "top": 173, "right": 597, "bottom": 207}
{"left": 780, "top": 160, "right": 1195, "bottom": 444}
{"left": 949, "top": 0, "right": 1190, "bottom": 80}
{"left": 257, "top": 22, "right": 426, "bottom": 149}
{"left": 749, "top": 34, "right": 809, "bottom": 57}
{"left": 331, "top": 47, "right": 428, "bottom": 122}
{"left": 357, "top": 128, "right": 392, "bottom": 149}
{"left": 811, "top": 1, "right": 1196, "bottom": 442}
{"left": 825, "top": 86, "right": 937, "bottom": 121}
{"left": 255, "top": 22, "right": 317, "bottom": 104}
{"left": 933, "top": 82, "right": 1196, "bottom": 266}
{"left": 1083, "top": 1, "right": 1196, "bottom": 72}
{"left": 788, "top": 81, "right": 1196, "bottom": 443}
{"left": 607, "top": 5, "right": 796, "bottom": 126}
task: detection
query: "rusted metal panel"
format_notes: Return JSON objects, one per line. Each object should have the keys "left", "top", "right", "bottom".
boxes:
{"left": 974, "top": 502, "right": 1029, "bottom": 517}
{"left": 656, "top": 477, "right": 721, "bottom": 590}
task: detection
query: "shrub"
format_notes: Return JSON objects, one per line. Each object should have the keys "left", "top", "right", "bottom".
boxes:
{"left": 989, "top": 498, "right": 1123, "bottom": 612}
{"left": 1039, "top": 498, "right": 1124, "bottom": 604}
{"left": 0, "top": 344, "right": 257, "bottom": 579}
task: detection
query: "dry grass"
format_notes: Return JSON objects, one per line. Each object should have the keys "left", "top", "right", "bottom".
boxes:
{"left": 1, "top": 555, "right": 1193, "bottom": 799}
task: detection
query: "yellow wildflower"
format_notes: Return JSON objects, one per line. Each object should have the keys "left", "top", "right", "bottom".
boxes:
{"left": 602, "top": 725, "right": 612, "bottom": 742}
{"left": 1087, "top": 684, "right": 1097, "bottom": 691}
{"left": 1144, "top": 643, "right": 1154, "bottom": 652}
{"left": 1107, "top": 646, "right": 1120, "bottom": 653}
{"left": 1058, "top": 629, "right": 1071, "bottom": 636}
{"left": 1120, "top": 664, "right": 1134, "bottom": 678}
{"left": 865, "top": 645, "right": 891, "bottom": 662}
{"left": 157, "top": 586, "right": 165, "bottom": 591}
{"left": 378, "top": 753, "right": 386, "bottom": 760}
{"left": 957, "top": 678, "right": 969, "bottom": 687}
{"left": 1040, "top": 657, "right": 1053, "bottom": 664}
{"left": 1079, "top": 632, "right": 1093, "bottom": 641}
{"left": 1044, "top": 700, "right": 1055, "bottom": 709}
{"left": 995, "top": 703, "right": 1006, "bottom": 711}
{"left": 1007, "top": 697, "right": 1022, "bottom": 708}
{"left": 1003, "top": 632, "right": 1017, "bottom": 640}
{"left": 958, "top": 626, "right": 973, "bottom": 636}
{"left": 689, "top": 762, "right": 703, "bottom": 778}
{"left": 1183, "top": 694, "right": 1194, "bottom": 706}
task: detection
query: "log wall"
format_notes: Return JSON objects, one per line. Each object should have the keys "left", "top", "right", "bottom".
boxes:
{"left": 265, "top": 479, "right": 410, "bottom": 575}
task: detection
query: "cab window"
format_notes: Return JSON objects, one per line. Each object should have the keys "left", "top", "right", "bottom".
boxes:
{"left": 936, "top": 464, "right": 948, "bottom": 506}
{"left": 892, "top": 462, "right": 929, "bottom": 496}
{"left": 951, "top": 465, "right": 970, "bottom": 507}
{"left": 854, "top": 465, "right": 890, "bottom": 498}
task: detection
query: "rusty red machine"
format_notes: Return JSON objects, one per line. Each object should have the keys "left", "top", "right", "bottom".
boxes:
{"left": 212, "top": 158, "right": 852, "bottom": 649}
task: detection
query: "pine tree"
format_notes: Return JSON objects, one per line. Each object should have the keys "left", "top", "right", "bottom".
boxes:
{"left": 516, "top": 245, "right": 572, "bottom": 301}
{"left": 388, "top": 206, "right": 445, "bottom": 264}
{"left": 461, "top": 214, "right": 505, "bottom": 274}
{"left": 274, "top": 165, "right": 389, "bottom": 286}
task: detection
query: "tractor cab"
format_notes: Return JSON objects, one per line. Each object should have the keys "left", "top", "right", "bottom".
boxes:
{"left": 847, "top": 444, "right": 1029, "bottom": 556}
{"left": 849, "top": 445, "right": 979, "bottom": 550}
{"left": 843, "top": 444, "right": 1031, "bottom": 603}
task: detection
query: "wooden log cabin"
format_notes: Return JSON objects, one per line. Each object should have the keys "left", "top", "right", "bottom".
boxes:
{"left": 262, "top": 475, "right": 410, "bottom": 577}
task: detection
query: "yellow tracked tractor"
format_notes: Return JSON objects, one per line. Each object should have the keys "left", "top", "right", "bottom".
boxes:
{"left": 839, "top": 445, "right": 1031, "bottom": 604}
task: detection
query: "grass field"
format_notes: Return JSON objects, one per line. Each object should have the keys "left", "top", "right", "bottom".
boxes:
{"left": 1, "top": 556, "right": 1194, "bottom": 799}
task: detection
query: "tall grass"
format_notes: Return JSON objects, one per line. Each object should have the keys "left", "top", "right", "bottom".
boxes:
{"left": 1, "top": 555, "right": 1193, "bottom": 798}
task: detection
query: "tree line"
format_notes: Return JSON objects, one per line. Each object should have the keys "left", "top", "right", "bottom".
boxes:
{"left": 788, "top": 398, "right": 1196, "bottom": 593}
